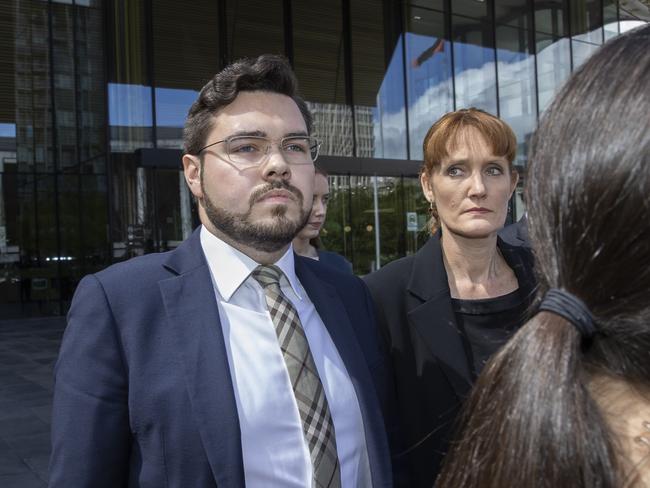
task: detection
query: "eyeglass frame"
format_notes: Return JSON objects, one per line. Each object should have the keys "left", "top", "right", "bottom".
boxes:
{"left": 195, "top": 134, "right": 321, "bottom": 166}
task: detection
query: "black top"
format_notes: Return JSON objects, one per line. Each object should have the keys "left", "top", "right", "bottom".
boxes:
{"left": 451, "top": 289, "right": 528, "bottom": 378}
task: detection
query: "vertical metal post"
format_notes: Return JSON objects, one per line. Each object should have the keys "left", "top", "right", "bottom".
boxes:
{"left": 372, "top": 174, "right": 381, "bottom": 270}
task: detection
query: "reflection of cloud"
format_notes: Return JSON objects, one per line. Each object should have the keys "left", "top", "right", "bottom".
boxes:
{"left": 374, "top": 22, "right": 636, "bottom": 161}
{"left": 377, "top": 42, "right": 543, "bottom": 160}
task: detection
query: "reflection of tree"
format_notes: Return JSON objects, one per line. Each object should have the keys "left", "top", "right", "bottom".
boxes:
{"left": 321, "top": 176, "right": 429, "bottom": 275}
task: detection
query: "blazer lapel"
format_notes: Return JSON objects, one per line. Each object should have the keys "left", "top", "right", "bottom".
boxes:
{"left": 159, "top": 231, "right": 245, "bottom": 488}
{"left": 406, "top": 234, "right": 473, "bottom": 399}
{"left": 295, "top": 258, "right": 392, "bottom": 486}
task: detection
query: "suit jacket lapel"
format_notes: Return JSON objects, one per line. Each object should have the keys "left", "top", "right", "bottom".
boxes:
{"left": 295, "top": 257, "right": 392, "bottom": 486}
{"left": 159, "top": 230, "right": 245, "bottom": 488}
{"left": 406, "top": 234, "right": 474, "bottom": 399}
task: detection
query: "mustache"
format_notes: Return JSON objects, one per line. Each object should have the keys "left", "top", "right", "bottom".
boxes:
{"left": 249, "top": 181, "right": 304, "bottom": 206}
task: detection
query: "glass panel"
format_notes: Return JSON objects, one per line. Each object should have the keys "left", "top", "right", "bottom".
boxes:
{"left": 227, "top": 0, "right": 284, "bottom": 60}
{"left": 52, "top": 3, "right": 77, "bottom": 173}
{"left": 570, "top": 0, "right": 603, "bottom": 44}
{"left": 10, "top": 1, "right": 52, "bottom": 174}
{"left": 619, "top": 0, "right": 650, "bottom": 23}
{"left": 12, "top": 174, "right": 62, "bottom": 316}
{"left": 150, "top": 169, "right": 185, "bottom": 251}
{"left": 571, "top": 38, "right": 600, "bottom": 70}
{"left": 108, "top": 0, "right": 153, "bottom": 153}
{"left": 375, "top": 176, "right": 428, "bottom": 267}
{"left": 535, "top": 0, "right": 567, "bottom": 36}
{"left": 153, "top": 0, "right": 220, "bottom": 149}
{"left": 405, "top": 7, "right": 453, "bottom": 160}
{"left": 81, "top": 174, "right": 109, "bottom": 273}
{"left": 536, "top": 33, "right": 571, "bottom": 113}
{"left": 76, "top": 2, "right": 107, "bottom": 174}
{"left": 452, "top": 14, "right": 498, "bottom": 114}
{"left": 350, "top": 0, "right": 386, "bottom": 158}
{"left": 496, "top": 25, "right": 536, "bottom": 166}
{"left": 293, "top": 0, "right": 353, "bottom": 156}
{"left": 495, "top": 0, "right": 529, "bottom": 29}
{"left": 603, "top": 0, "right": 619, "bottom": 40}
{"left": 374, "top": 35, "right": 408, "bottom": 159}
{"left": 451, "top": 0, "right": 489, "bottom": 21}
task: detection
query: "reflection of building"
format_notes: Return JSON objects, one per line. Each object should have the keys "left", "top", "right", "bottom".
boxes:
{"left": 0, "top": 0, "right": 645, "bottom": 318}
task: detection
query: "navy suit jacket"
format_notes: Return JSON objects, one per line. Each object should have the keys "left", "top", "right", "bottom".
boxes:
{"left": 49, "top": 229, "right": 393, "bottom": 487}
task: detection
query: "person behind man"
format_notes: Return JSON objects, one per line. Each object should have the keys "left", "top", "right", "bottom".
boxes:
{"left": 293, "top": 167, "right": 353, "bottom": 273}
{"left": 437, "top": 24, "right": 650, "bottom": 487}
{"left": 48, "top": 54, "right": 393, "bottom": 488}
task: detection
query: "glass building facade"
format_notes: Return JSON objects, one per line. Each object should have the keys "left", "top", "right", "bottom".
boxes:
{"left": 0, "top": 0, "right": 647, "bottom": 317}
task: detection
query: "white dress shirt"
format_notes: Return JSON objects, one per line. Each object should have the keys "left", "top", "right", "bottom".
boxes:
{"left": 200, "top": 226, "right": 372, "bottom": 487}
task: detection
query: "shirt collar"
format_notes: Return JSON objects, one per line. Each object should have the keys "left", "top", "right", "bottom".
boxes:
{"left": 199, "top": 225, "right": 304, "bottom": 301}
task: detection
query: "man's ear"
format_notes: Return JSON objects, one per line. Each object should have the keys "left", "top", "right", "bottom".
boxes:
{"left": 182, "top": 154, "right": 203, "bottom": 200}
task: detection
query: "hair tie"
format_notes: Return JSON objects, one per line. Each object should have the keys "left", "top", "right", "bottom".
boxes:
{"left": 539, "top": 288, "right": 596, "bottom": 339}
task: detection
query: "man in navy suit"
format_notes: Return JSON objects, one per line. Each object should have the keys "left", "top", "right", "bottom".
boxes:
{"left": 49, "top": 55, "right": 393, "bottom": 487}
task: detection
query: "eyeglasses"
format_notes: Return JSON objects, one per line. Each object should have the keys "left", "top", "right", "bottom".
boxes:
{"left": 197, "top": 135, "right": 321, "bottom": 167}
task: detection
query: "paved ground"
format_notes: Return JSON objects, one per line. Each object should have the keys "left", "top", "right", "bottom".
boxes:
{"left": 0, "top": 317, "right": 66, "bottom": 488}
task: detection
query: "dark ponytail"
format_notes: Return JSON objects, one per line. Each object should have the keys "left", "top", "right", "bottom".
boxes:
{"left": 436, "top": 313, "right": 620, "bottom": 487}
{"left": 437, "top": 24, "right": 650, "bottom": 487}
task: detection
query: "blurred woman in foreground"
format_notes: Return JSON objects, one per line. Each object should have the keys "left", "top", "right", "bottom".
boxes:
{"left": 437, "top": 24, "right": 650, "bottom": 488}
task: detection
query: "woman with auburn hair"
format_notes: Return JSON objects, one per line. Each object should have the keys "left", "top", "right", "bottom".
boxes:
{"left": 364, "top": 108, "right": 536, "bottom": 487}
{"left": 436, "top": 24, "right": 650, "bottom": 488}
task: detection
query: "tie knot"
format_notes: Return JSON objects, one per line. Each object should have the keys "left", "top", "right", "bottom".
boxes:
{"left": 251, "top": 264, "right": 284, "bottom": 288}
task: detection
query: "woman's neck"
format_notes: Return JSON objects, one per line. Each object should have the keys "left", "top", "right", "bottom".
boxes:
{"left": 590, "top": 374, "right": 650, "bottom": 485}
{"left": 440, "top": 230, "right": 516, "bottom": 299}
{"left": 292, "top": 237, "right": 319, "bottom": 259}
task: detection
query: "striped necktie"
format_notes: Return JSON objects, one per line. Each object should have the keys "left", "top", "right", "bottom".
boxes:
{"left": 252, "top": 264, "right": 342, "bottom": 488}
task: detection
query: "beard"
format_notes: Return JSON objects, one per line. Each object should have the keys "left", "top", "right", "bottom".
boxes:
{"left": 201, "top": 179, "right": 310, "bottom": 253}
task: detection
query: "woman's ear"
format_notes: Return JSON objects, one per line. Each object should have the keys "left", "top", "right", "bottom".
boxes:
{"left": 420, "top": 171, "right": 434, "bottom": 204}
{"left": 509, "top": 168, "right": 520, "bottom": 197}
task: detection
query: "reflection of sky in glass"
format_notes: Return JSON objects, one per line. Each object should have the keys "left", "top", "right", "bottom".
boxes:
{"left": 374, "top": 36, "right": 408, "bottom": 159}
{"left": 108, "top": 83, "right": 152, "bottom": 127}
{"left": 453, "top": 40, "right": 497, "bottom": 114}
{"left": 406, "top": 32, "right": 453, "bottom": 159}
{"left": 156, "top": 88, "right": 198, "bottom": 127}
{"left": 0, "top": 123, "right": 16, "bottom": 138}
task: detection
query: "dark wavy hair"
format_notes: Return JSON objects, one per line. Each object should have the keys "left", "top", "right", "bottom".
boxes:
{"left": 183, "top": 54, "right": 312, "bottom": 155}
{"left": 436, "top": 24, "right": 650, "bottom": 488}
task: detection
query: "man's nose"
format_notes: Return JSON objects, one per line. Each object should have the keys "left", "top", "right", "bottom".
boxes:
{"left": 261, "top": 146, "right": 291, "bottom": 181}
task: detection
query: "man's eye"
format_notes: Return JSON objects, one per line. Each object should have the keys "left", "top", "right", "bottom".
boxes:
{"left": 231, "top": 144, "right": 260, "bottom": 153}
{"left": 284, "top": 142, "right": 308, "bottom": 153}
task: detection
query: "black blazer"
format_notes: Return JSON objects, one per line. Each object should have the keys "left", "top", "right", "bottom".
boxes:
{"left": 363, "top": 232, "right": 536, "bottom": 488}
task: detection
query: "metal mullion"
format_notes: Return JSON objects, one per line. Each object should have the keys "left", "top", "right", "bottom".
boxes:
{"left": 103, "top": 0, "right": 115, "bottom": 264}
{"left": 341, "top": 0, "right": 357, "bottom": 157}
{"left": 283, "top": 0, "right": 294, "bottom": 66}
{"left": 47, "top": 0, "right": 64, "bottom": 315}
{"left": 444, "top": 0, "right": 457, "bottom": 110}
{"left": 490, "top": 0, "right": 500, "bottom": 117}
{"left": 399, "top": 1, "right": 411, "bottom": 159}
{"left": 72, "top": 0, "right": 86, "bottom": 276}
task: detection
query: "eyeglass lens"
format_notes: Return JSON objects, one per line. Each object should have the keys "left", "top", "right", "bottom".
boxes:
{"left": 226, "top": 136, "right": 319, "bottom": 166}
